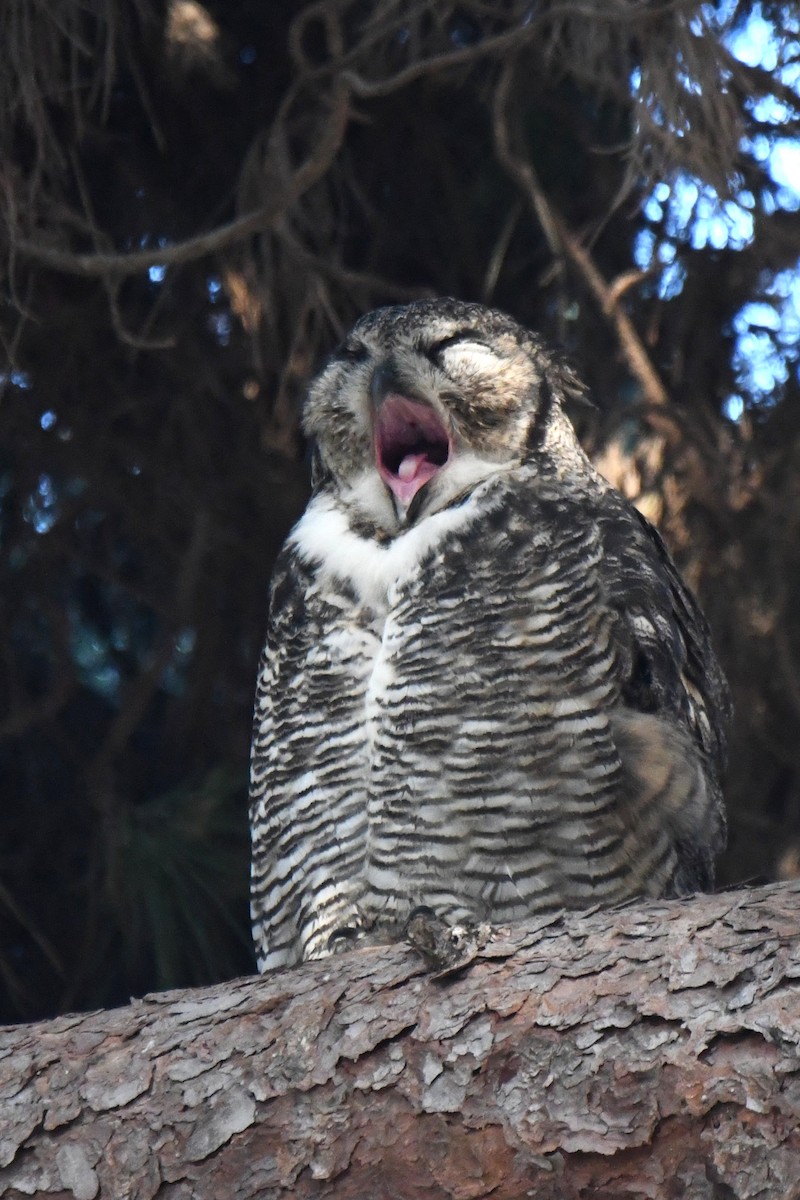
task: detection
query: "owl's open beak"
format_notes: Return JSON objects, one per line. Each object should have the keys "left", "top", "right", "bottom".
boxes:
{"left": 373, "top": 393, "right": 451, "bottom": 509}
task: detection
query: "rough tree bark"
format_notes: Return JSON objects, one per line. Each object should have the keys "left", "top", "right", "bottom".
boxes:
{"left": 1, "top": 882, "right": 799, "bottom": 1200}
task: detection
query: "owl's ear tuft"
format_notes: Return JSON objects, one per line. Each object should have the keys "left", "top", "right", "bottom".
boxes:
{"left": 555, "top": 359, "right": 595, "bottom": 412}
{"left": 524, "top": 375, "right": 556, "bottom": 453}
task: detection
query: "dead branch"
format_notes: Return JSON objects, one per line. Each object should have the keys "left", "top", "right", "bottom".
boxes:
{"left": 9, "top": 82, "right": 351, "bottom": 279}
{"left": 492, "top": 62, "right": 677, "bottom": 434}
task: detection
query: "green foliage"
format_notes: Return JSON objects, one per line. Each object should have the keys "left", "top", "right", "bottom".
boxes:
{"left": 101, "top": 768, "right": 254, "bottom": 996}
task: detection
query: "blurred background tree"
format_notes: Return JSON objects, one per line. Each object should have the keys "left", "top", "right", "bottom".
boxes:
{"left": 1, "top": 0, "right": 799, "bottom": 1023}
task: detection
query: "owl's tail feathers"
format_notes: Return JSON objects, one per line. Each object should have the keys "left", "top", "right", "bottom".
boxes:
{"left": 611, "top": 707, "right": 726, "bottom": 897}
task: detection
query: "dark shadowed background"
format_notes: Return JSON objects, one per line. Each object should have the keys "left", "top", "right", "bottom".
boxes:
{"left": 1, "top": 0, "right": 799, "bottom": 1022}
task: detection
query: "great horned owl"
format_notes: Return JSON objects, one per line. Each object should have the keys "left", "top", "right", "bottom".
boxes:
{"left": 250, "top": 298, "right": 729, "bottom": 972}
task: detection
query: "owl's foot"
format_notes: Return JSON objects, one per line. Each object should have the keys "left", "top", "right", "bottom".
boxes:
{"left": 326, "top": 924, "right": 367, "bottom": 954}
{"left": 404, "top": 906, "right": 493, "bottom": 975}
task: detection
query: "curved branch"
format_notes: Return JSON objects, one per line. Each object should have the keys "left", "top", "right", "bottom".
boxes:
{"left": 492, "top": 62, "right": 678, "bottom": 440}
{"left": 8, "top": 83, "right": 351, "bottom": 279}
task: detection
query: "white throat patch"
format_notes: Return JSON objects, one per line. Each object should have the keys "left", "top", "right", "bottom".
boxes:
{"left": 290, "top": 470, "right": 506, "bottom": 614}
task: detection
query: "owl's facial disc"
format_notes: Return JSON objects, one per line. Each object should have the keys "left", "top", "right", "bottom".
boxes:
{"left": 374, "top": 393, "right": 451, "bottom": 508}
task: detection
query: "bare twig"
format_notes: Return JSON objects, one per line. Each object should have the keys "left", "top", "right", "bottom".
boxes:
{"left": 341, "top": 19, "right": 542, "bottom": 98}
{"left": 276, "top": 227, "right": 432, "bottom": 302}
{"left": 0, "top": 876, "right": 64, "bottom": 977}
{"left": 482, "top": 200, "right": 523, "bottom": 303}
{"left": 557, "top": 228, "right": 672, "bottom": 412}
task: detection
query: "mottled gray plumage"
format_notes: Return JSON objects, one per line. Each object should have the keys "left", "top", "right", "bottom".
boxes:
{"left": 250, "top": 299, "right": 730, "bottom": 972}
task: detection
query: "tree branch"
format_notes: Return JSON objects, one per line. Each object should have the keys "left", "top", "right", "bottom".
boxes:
{"left": 337, "top": 0, "right": 694, "bottom": 99}
{"left": 1, "top": 882, "right": 799, "bottom": 1199}
{"left": 492, "top": 63, "right": 682, "bottom": 444}
{"left": 7, "top": 83, "right": 351, "bottom": 279}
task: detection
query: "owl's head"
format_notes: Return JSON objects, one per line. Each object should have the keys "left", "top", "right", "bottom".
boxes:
{"left": 303, "top": 299, "right": 587, "bottom": 531}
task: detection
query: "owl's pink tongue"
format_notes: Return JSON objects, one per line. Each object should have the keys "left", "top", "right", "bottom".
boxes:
{"left": 397, "top": 453, "right": 430, "bottom": 482}
{"left": 375, "top": 393, "right": 451, "bottom": 508}
{"left": 392, "top": 452, "right": 440, "bottom": 504}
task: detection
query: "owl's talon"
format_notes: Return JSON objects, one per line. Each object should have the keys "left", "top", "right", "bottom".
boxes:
{"left": 406, "top": 904, "right": 438, "bottom": 924}
{"left": 327, "top": 925, "right": 363, "bottom": 953}
{"left": 405, "top": 909, "right": 492, "bottom": 974}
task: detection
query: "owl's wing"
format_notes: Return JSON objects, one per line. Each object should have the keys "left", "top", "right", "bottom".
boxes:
{"left": 596, "top": 494, "right": 731, "bottom": 890}
{"left": 249, "top": 543, "right": 373, "bottom": 971}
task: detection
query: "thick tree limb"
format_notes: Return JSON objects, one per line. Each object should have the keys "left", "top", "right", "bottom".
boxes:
{"left": 1, "top": 882, "right": 799, "bottom": 1199}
